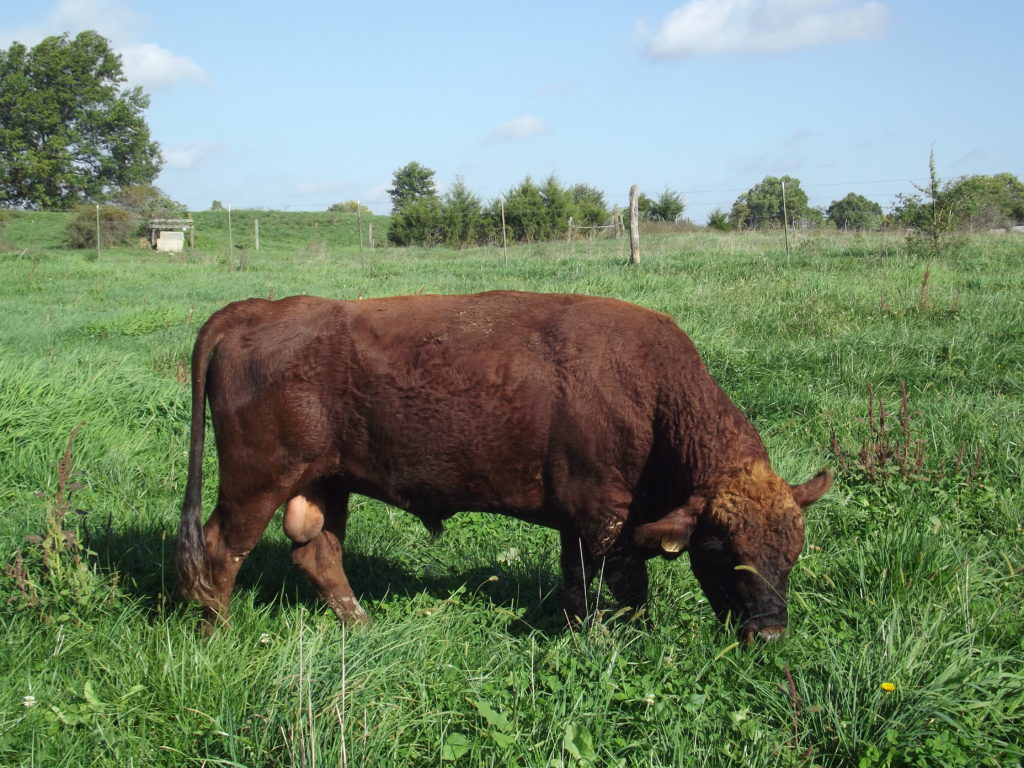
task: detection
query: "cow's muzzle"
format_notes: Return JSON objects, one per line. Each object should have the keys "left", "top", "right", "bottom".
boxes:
{"left": 742, "top": 625, "right": 786, "bottom": 644}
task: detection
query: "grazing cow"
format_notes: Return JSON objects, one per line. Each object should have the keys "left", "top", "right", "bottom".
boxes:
{"left": 176, "top": 291, "right": 831, "bottom": 640}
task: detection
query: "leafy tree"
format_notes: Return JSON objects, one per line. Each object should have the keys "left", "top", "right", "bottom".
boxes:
{"left": 0, "top": 31, "right": 163, "bottom": 210}
{"left": 501, "top": 176, "right": 547, "bottom": 242}
{"left": 888, "top": 192, "right": 925, "bottom": 229}
{"left": 943, "top": 172, "right": 1024, "bottom": 230}
{"left": 440, "top": 177, "right": 485, "bottom": 248}
{"left": 826, "top": 193, "right": 883, "bottom": 230}
{"left": 649, "top": 188, "right": 685, "bottom": 223}
{"left": 210, "top": 201, "right": 224, "bottom": 211}
{"left": 328, "top": 200, "right": 371, "bottom": 214}
{"left": 729, "top": 175, "right": 813, "bottom": 229}
{"left": 707, "top": 208, "right": 731, "bottom": 231}
{"left": 540, "top": 175, "right": 574, "bottom": 239}
{"left": 387, "top": 161, "right": 437, "bottom": 214}
{"left": 569, "top": 183, "right": 608, "bottom": 228}
{"left": 387, "top": 162, "right": 441, "bottom": 245}
{"left": 890, "top": 150, "right": 963, "bottom": 258}
{"left": 387, "top": 196, "right": 443, "bottom": 247}
{"left": 109, "top": 184, "right": 185, "bottom": 220}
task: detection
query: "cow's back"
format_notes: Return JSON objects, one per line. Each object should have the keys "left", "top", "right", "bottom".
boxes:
{"left": 201, "top": 291, "right": 705, "bottom": 521}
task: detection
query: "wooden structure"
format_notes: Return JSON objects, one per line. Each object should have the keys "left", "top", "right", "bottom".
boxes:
{"left": 148, "top": 217, "right": 194, "bottom": 252}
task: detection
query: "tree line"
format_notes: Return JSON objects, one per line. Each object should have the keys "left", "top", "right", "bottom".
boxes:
{"left": 704, "top": 173, "right": 1024, "bottom": 233}
{"left": 383, "top": 163, "right": 1024, "bottom": 249}
{"left": 381, "top": 162, "right": 687, "bottom": 248}
{"left": 3, "top": 32, "right": 1022, "bottom": 250}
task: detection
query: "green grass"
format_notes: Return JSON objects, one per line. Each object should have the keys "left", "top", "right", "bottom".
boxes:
{"left": 1, "top": 218, "right": 1022, "bottom": 766}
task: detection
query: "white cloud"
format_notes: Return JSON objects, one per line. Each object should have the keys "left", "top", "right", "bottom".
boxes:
{"left": 121, "top": 43, "right": 210, "bottom": 88}
{"left": 163, "top": 143, "right": 222, "bottom": 170}
{"left": 0, "top": 0, "right": 142, "bottom": 47}
{"left": 0, "top": 0, "right": 210, "bottom": 88}
{"left": 644, "top": 0, "right": 891, "bottom": 59}
{"left": 486, "top": 116, "right": 551, "bottom": 143}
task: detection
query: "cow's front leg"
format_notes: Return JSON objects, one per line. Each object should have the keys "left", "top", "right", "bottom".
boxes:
{"left": 603, "top": 544, "right": 649, "bottom": 618}
{"left": 559, "top": 529, "right": 597, "bottom": 623}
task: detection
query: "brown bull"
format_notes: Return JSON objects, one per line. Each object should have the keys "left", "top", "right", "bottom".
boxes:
{"left": 176, "top": 291, "right": 831, "bottom": 639}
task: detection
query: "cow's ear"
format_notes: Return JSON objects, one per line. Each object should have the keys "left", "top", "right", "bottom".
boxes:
{"left": 790, "top": 470, "right": 834, "bottom": 508}
{"left": 634, "top": 495, "right": 705, "bottom": 557}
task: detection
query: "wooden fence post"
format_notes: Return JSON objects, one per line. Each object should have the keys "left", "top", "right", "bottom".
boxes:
{"left": 500, "top": 195, "right": 508, "bottom": 266}
{"left": 629, "top": 185, "right": 640, "bottom": 264}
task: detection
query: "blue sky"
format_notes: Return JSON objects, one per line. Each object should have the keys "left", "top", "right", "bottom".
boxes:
{"left": 3, "top": 0, "right": 1022, "bottom": 221}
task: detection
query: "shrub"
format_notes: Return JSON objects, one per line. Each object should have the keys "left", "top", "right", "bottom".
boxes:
{"left": 387, "top": 197, "right": 444, "bottom": 246}
{"left": 328, "top": 200, "right": 371, "bottom": 214}
{"left": 64, "top": 204, "right": 140, "bottom": 249}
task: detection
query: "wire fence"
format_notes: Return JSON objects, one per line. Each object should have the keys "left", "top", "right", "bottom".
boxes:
{"left": 225, "top": 175, "right": 933, "bottom": 220}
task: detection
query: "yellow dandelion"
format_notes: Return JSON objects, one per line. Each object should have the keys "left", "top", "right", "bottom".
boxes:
{"left": 881, "top": 682, "right": 896, "bottom": 692}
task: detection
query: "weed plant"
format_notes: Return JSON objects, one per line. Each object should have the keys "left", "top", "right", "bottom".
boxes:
{"left": 0, "top": 221, "right": 1021, "bottom": 766}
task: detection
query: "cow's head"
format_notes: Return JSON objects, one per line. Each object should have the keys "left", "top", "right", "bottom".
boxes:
{"left": 635, "top": 462, "right": 832, "bottom": 641}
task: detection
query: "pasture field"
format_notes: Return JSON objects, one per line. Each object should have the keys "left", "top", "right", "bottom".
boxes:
{"left": 0, "top": 213, "right": 1022, "bottom": 767}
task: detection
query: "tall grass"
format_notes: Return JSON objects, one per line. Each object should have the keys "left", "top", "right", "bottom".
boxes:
{"left": 1, "top": 221, "right": 1021, "bottom": 766}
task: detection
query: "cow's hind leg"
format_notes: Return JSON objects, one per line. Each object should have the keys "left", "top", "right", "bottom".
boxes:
{"left": 201, "top": 494, "right": 280, "bottom": 634}
{"left": 285, "top": 483, "right": 369, "bottom": 626}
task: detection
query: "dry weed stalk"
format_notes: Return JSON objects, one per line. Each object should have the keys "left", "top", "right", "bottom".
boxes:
{"left": 832, "top": 383, "right": 982, "bottom": 485}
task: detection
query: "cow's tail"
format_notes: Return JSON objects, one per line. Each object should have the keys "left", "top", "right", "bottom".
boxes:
{"left": 175, "top": 320, "right": 222, "bottom": 604}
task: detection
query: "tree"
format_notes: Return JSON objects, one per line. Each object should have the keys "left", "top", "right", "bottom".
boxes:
{"left": 387, "top": 197, "right": 443, "bottom": 246}
{"left": 0, "top": 31, "right": 163, "bottom": 210}
{"left": 649, "top": 188, "right": 685, "bottom": 223}
{"left": 888, "top": 150, "right": 964, "bottom": 258}
{"left": 569, "top": 183, "right": 608, "bottom": 228}
{"left": 729, "top": 175, "right": 813, "bottom": 229}
{"left": 636, "top": 193, "right": 656, "bottom": 222}
{"left": 109, "top": 184, "right": 185, "bottom": 220}
{"left": 387, "top": 162, "right": 440, "bottom": 246}
{"left": 707, "top": 208, "right": 731, "bottom": 231}
{"left": 387, "top": 161, "right": 437, "bottom": 214}
{"left": 942, "top": 172, "right": 1024, "bottom": 230}
{"left": 328, "top": 200, "right": 371, "bottom": 214}
{"left": 826, "top": 193, "right": 883, "bottom": 230}
{"left": 540, "top": 174, "right": 574, "bottom": 240}
{"left": 501, "top": 176, "right": 547, "bottom": 242}
{"left": 440, "top": 177, "right": 485, "bottom": 248}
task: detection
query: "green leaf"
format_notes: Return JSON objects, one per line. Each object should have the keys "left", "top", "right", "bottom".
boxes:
{"left": 491, "top": 731, "right": 516, "bottom": 748}
{"left": 82, "top": 680, "right": 105, "bottom": 710}
{"left": 563, "top": 722, "right": 596, "bottom": 762}
{"left": 472, "top": 698, "right": 512, "bottom": 733}
{"left": 441, "top": 732, "right": 470, "bottom": 761}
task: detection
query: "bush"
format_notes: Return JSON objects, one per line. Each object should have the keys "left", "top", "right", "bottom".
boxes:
{"left": 707, "top": 209, "right": 732, "bottom": 231}
{"left": 328, "top": 200, "right": 371, "bottom": 214}
{"left": 441, "top": 178, "right": 486, "bottom": 248}
{"left": 64, "top": 204, "right": 140, "bottom": 249}
{"left": 387, "top": 197, "right": 444, "bottom": 246}
{"left": 827, "top": 193, "right": 883, "bottom": 231}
